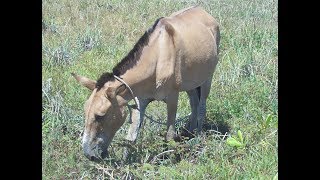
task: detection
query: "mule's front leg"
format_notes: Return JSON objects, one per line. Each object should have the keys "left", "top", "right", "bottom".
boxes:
{"left": 165, "top": 92, "right": 179, "bottom": 141}
{"left": 125, "top": 108, "right": 141, "bottom": 142}
{"left": 123, "top": 99, "right": 151, "bottom": 161}
{"left": 126, "top": 98, "right": 151, "bottom": 142}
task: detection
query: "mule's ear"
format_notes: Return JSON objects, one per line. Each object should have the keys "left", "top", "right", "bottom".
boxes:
{"left": 71, "top": 73, "right": 96, "bottom": 91}
{"left": 106, "top": 84, "right": 126, "bottom": 99}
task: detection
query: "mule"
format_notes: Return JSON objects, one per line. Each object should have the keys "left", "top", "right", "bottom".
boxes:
{"left": 72, "top": 6, "right": 220, "bottom": 161}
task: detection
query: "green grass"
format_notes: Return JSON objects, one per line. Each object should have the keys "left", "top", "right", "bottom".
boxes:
{"left": 42, "top": 0, "right": 278, "bottom": 179}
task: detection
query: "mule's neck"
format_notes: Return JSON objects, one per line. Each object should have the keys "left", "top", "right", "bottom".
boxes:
{"left": 113, "top": 25, "right": 163, "bottom": 102}
{"left": 116, "top": 46, "right": 158, "bottom": 101}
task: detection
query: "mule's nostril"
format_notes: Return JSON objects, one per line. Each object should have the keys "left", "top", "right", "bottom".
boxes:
{"left": 101, "top": 150, "right": 108, "bottom": 159}
{"left": 90, "top": 156, "right": 95, "bottom": 161}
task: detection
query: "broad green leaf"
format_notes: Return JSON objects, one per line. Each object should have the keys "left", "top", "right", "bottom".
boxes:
{"left": 226, "top": 137, "right": 243, "bottom": 147}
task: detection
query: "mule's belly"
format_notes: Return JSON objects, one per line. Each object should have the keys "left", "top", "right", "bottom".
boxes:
{"left": 153, "top": 59, "right": 216, "bottom": 100}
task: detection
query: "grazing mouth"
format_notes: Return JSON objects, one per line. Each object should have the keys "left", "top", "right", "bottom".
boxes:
{"left": 85, "top": 150, "right": 108, "bottom": 162}
{"left": 83, "top": 141, "right": 109, "bottom": 162}
{"left": 100, "top": 150, "right": 108, "bottom": 159}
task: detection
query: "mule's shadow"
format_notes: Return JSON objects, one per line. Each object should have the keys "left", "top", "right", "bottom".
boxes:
{"left": 203, "top": 116, "right": 231, "bottom": 136}
{"left": 177, "top": 115, "right": 231, "bottom": 141}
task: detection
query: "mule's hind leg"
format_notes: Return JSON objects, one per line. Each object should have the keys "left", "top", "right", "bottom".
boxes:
{"left": 185, "top": 87, "right": 200, "bottom": 134}
{"left": 197, "top": 75, "right": 213, "bottom": 133}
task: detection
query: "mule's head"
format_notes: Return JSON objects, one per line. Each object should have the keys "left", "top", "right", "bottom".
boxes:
{"left": 72, "top": 73, "right": 128, "bottom": 161}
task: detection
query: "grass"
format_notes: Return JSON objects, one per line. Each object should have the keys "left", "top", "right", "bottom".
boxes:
{"left": 42, "top": 0, "right": 278, "bottom": 179}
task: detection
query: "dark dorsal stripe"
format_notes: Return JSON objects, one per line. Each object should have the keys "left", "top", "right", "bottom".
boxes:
{"left": 96, "top": 17, "right": 163, "bottom": 90}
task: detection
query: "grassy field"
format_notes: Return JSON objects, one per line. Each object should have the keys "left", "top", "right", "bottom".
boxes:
{"left": 42, "top": 0, "right": 278, "bottom": 179}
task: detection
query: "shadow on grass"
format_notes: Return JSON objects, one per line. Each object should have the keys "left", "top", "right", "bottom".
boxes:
{"left": 178, "top": 115, "right": 231, "bottom": 141}
{"left": 203, "top": 117, "right": 231, "bottom": 137}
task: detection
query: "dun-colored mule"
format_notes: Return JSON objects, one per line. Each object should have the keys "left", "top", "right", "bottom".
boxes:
{"left": 72, "top": 6, "right": 220, "bottom": 161}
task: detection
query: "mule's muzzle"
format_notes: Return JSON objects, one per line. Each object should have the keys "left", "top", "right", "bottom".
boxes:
{"left": 83, "top": 143, "right": 108, "bottom": 162}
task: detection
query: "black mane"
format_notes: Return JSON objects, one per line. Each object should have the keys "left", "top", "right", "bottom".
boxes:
{"left": 96, "top": 17, "right": 163, "bottom": 90}
{"left": 96, "top": 72, "right": 114, "bottom": 90}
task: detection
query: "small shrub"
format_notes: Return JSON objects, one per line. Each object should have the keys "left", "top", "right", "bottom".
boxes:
{"left": 258, "top": 114, "right": 276, "bottom": 134}
{"left": 226, "top": 130, "right": 245, "bottom": 149}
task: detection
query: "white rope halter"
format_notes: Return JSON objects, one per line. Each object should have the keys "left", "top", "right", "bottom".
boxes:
{"left": 113, "top": 75, "right": 140, "bottom": 110}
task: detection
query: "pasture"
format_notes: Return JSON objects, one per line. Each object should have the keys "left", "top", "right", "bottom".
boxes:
{"left": 42, "top": 0, "right": 278, "bottom": 179}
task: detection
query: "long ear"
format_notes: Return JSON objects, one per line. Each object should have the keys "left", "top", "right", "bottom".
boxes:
{"left": 106, "top": 84, "right": 126, "bottom": 99}
{"left": 71, "top": 73, "right": 96, "bottom": 91}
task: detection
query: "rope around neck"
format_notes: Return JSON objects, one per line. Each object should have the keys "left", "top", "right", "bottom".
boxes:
{"left": 113, "top": 75, "right": 140, "bottom": 110}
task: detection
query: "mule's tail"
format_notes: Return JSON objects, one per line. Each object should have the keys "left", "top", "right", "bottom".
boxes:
{"left": 213, "top": 24, "right": 220, "bottom": 55}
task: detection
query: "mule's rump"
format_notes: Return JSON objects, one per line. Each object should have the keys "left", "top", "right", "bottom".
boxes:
{"left": 161, "top": 6, "right": 220, "bottom": 91}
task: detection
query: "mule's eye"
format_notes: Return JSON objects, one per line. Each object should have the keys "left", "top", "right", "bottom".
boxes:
{"left": 95, "top": 114, "right": 104, "bottom": 122}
